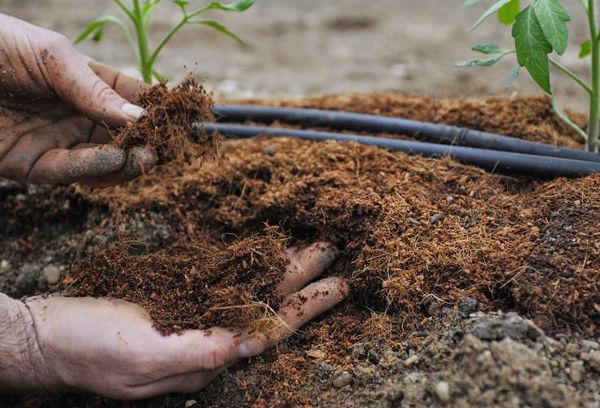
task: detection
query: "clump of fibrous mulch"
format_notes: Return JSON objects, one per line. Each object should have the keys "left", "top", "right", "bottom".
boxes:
{"left": 64, "top": 227, "right": 289, "bottom": 334}
{"left": 113, "top": 76, "right": 219, "bottom": 164}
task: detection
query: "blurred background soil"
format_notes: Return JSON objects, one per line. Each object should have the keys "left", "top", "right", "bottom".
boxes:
{"left": 0, "top": 0, "right": 592, "bottom": 111}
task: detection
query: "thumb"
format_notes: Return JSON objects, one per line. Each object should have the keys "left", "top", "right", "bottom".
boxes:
{"left": 45, "top": 47, "right": 144, "bottom": 126}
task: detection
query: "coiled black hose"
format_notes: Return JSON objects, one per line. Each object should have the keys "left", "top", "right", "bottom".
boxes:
{"left": 213, "top": 105, "right": 600, "bottom": 164}
{"left": 198, "top": 123, "right": 600, "bottom": 179}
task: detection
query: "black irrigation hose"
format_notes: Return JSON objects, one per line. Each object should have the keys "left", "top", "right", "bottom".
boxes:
{"left": 213, "top": 105, "right": 600, "bottom": 164}
{"left": 197, "top": 123, "right": 600, "bottom": 179}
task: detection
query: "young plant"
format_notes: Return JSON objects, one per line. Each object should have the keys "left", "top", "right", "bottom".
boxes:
{"left": 76, "top": 0, "right": 255, "bottom": 84}
{"left": 459, "top": 0, "right": 600, "bottom": 153}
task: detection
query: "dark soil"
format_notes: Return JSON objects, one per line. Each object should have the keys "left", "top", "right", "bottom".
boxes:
{"left": 114, "top": 76, "right": 219, "bottom": 164}
{"left": 1, "top": 93, "right": 598, "bottom": 407}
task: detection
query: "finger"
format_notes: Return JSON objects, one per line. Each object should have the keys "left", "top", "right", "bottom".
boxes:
{"left": 236, "top": 277, "right": 350, "bottom": 359}
{"left": 79, "top": 146, "right": 157, "bottom": 188}
{"left": 44, "top": 46, "right": 144, "bottom": 126}
{"left": 89, "top": 60, "right": 150, "bottom": 103}
{"left": 26, "top": 145, "right": 126, "bottom": 185}
{"left": 277, "top": 242, "right": 338, "bottom": 296}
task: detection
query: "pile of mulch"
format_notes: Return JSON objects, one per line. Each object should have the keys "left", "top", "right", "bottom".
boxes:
{"left": 2, "top": 93, "right": 598, "bottom": 407}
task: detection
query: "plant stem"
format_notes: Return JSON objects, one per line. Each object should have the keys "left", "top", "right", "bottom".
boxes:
{"left": 148, "top": 18, "right": 188, "bottom": 70}
{"left": 588, "top": 0, "right": 600, "bottom": 152}
{"left": 131, "top": 0, "right": 152, "bottom": 84}
{"left": 549, "top": 58, "right": 593, "bottom": 95}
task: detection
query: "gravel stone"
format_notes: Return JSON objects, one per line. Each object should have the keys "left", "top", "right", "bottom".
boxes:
{"left": 332, "top": 371, "right": 353, "bottom": 388}
{"left": 42, "top": 265, "right": 61, "bottom": 285}
{"left": 458, "top": 297, "right": 479, "bottom": 317}
{"left": 568, "top": 361, "right": 585, "bottom": 383}
{"left": 434, "top": 381, "right": 451, "bottom": 403}
{"left": 581, "top": 351, "right": 600, "bottom": 373}
{"left": 429, "top": 214, "right": 443, "bottom": 225}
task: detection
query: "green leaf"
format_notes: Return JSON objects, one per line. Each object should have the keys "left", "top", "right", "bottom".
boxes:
{"left": 456, "top": 52, "right": 513, "bottom": 67}
{"left": 74, "top": 15, "right": 128, "bottom": 44}
{"left": 498, "top": 0, "right": 520, "bottom": 25}
{"left": 506, "top": 64, "right": 521, "bottom": 86}
{"left": 472, "top": 43, "right": 506, "bottom": 54}
{"left": 552, "top": 98, "right": 588, "bottom": 141}
{"left": 580, "top": 39, "right": 591, "bottom": 58}
{"left": 512, "top": 6, "right": 553, "bottom": 94}
{"left": 533, "top": 0, "right": 571, "bottom": 55}
{"left": 205, "top": 0, "right": 255, "bottom": 12}
{"left": 471, "top": 0, "right": 514, "bottom": 30}
{"left": 190, "top": 20, "right": 245, "bottom": 44}
{"left": 462, "top": 0, "right": 485, "bottom": 7}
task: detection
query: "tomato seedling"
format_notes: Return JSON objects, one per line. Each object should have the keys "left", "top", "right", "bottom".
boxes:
{"left": 76, "top": 0, "right": 255, "bottom": 84}
{"left": 459, "top": 0, "right": 600, "bottom": 153}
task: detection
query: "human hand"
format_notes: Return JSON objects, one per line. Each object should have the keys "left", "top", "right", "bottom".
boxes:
{"left": 0, "top": 14, "right": 155, "bottom": 187}
{"left": 17, "top": 242, "right": 347, "bottom": 399}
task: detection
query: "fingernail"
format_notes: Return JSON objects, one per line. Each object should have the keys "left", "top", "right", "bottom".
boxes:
{"left": 121, "top": 103, "right": 145, "bottom": 121}
{"left": 237, "top": 338, "right": 265, "bottom": 358}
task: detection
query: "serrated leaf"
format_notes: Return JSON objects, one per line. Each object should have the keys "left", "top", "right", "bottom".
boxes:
{"left": 471, "top": 0, "right": 514, "bottom": 30}
{"left": 74, "top": 15, "right": 128, "bottom": 44}
{"left": 506, "top": 64, "right": 521, "bottom": 87}
{"left": 472, "top": 43, "right": 506, "bottom": 54}
{"left": 190, "top": 20, "right": 245, "bottom": 44}
{"left": 498, "top": 0, "right": 520, "bottom": 25}
{"left": 512, "top": 6, "right": 553, "bottom": 94}
{"left": 580, "top": 39, "right": 591, "bottom": 58}
{"left": 533, "top": 0, "right": 571, "bottom": 55}
{"left": 552, "top": 98, "right": 588, "bottom": 141}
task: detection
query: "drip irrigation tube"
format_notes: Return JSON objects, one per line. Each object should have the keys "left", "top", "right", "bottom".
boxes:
{"left": 213, "top": 105, "right": 600, "bottom": 164}
{"left": 197, "top": 123, "right": 600, "bottom": 179}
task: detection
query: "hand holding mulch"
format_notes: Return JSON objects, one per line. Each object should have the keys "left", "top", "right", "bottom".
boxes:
{"left": 11, "top": 243, "right": 348, "bottom": 399}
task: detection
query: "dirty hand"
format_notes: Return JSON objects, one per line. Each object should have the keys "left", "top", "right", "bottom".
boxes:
{"left": 0, "top": 13, "right": 155, "bottom": 187}
{"left": 3, "top": 242, "right": 348, "bottom": 399}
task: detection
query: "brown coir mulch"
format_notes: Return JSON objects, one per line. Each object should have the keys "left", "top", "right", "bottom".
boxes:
{"left": 2, "top": 92, "right": 599, "bottom": 407}
{"left": 113, "top": 76, "right": 219, "bottom": 164}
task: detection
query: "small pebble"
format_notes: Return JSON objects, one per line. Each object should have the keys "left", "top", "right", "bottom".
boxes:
{"left": 446, "top": 195, "right": 454, "bottom": 203}
{"left": 581, "top": 351, "right": 600, "bottom": 373}
{"left": 458, "top": 297, "right": 479, "bottom": 317}
{"left": 42, "top": 265, "right": 61, "bottom": 285}
{"left": 263, "top": 145, "right": 277, "bottom": 156}
{"left": 568, "top": 361, "right": 585, "bottom": 383}
{"left": 408, "top": 217, "right": 420, "bottom": 226}
{"left": 184, "top": 400, "right": 197, "bottom": 408}
{"left": 368, "top": 349, "right": 381, "bottom": 365}
{"left": 581, "top": 340, "right": 599, "bottom": 350}
{"left": 435, "top": 381, "right": 451, "bottom": 403}
{"left": 0, "top": 259, "right": 10, "bottom": 273}
{"left": 430, "top": 214, "right": 443, "bottom": 225}
{"left": 351, "top": 344, "right": 367, "bottom": 359}
{"left": 403, "top": 354, "right": 420, "bottom": 367}
{"left": 332, "top": 371, "right": 353, "bottom": 388}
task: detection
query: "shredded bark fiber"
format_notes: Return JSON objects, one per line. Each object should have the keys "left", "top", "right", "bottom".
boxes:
{"left": 113, "top": 76, "right": 219, "bottom": 164}
{"left": 65, "top": 227, "right": 289, "bottom": 333}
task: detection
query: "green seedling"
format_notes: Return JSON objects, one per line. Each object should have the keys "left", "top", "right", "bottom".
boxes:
{"left": 76, "top": 0, "right": 255, "bottom": 84}
{"left": 459, "top": 0, "right": 600, "bottom": 153}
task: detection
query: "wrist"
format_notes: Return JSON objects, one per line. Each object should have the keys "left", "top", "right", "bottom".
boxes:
{"left": 0, "top": 294, "right": 54, "bottom": 393}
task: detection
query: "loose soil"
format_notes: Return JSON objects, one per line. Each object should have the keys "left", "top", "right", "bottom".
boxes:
{"left": 0, "top": 94, "right": 598, "bottom": 407}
